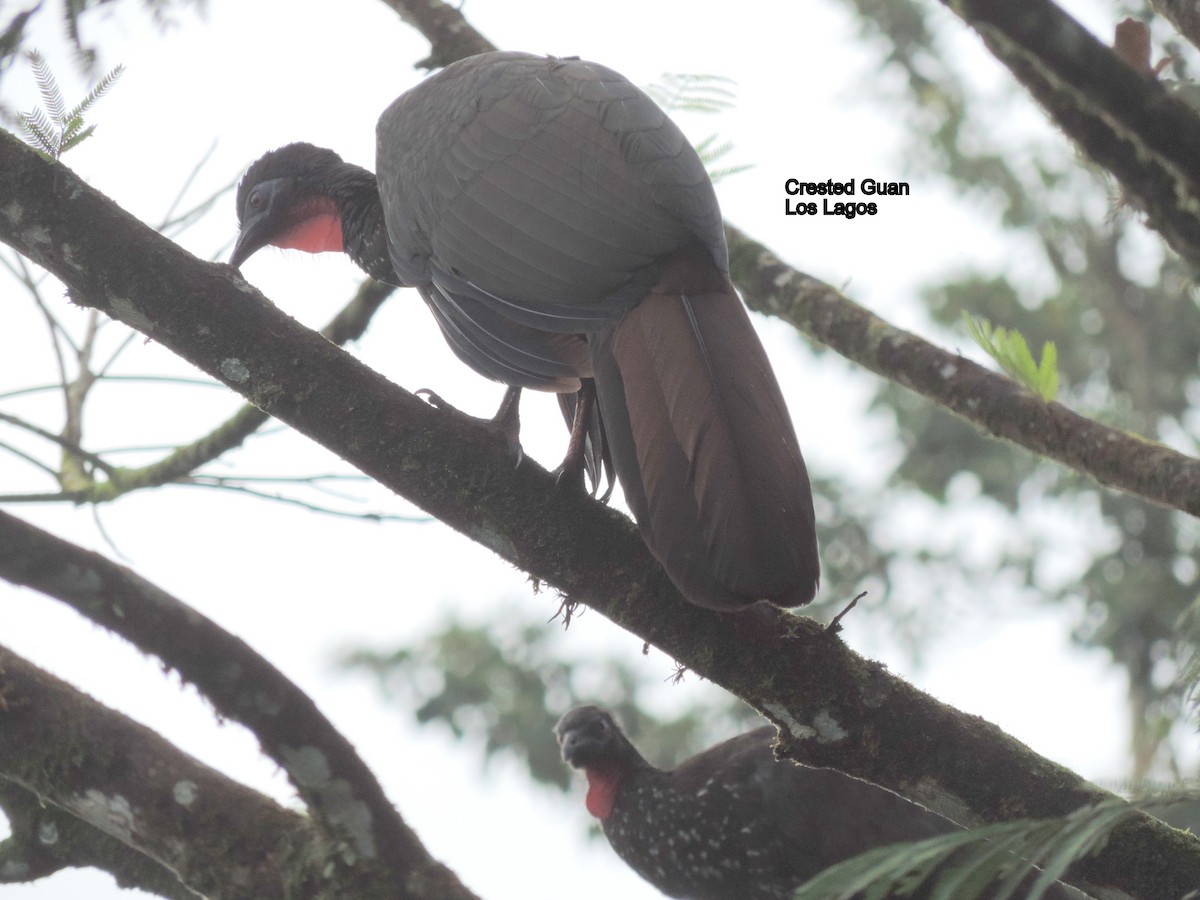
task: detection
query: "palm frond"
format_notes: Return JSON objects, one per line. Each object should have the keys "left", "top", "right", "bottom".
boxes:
{"left": 792, "top": 799, "right": 1134, "bottom": 900}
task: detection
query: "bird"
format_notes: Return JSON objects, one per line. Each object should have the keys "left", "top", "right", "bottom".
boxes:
{"left": 554, "top": 705, "right": 1086, "bottom": 900}
{"left": 230, "top": 50, "right": 819, "bottom": 611}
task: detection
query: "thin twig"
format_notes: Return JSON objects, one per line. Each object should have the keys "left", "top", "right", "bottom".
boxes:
{"left": 0, "top": 411, "right": 115, "bottom": 475}
{"left": 0, "top": 439, "right": 61, "bottom": 479}
{"left": 0, "top": 374, "right": 223, "bottom": 402}
{"left": 177, "top": 479, "right": 429, "bottom": 522}
{"left": 18, "top": 252, "right": 75, "bottom": 376}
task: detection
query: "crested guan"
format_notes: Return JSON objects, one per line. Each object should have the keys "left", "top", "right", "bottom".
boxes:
{"left": 231, "top": 51, "right": 818, "bottom": 611}
{"left": 555, "top": 706, "right": 1087, "bottom": 900}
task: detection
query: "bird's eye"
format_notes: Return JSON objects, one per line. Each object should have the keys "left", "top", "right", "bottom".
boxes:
{"left": 248, "top": 188, "right": 265, "bottom": 212}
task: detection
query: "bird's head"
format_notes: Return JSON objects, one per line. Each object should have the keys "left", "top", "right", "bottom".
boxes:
{"left": 555, "top": 705, "right": 625, "bottom": 768}
{"left": 555, "top": 706, "right": 645, "bottom": 819}
{"left": 230, "top": 143, "right": 351, "bottom": 268}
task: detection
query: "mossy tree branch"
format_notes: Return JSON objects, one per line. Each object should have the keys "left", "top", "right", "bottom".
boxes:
{"left": 0, "top": 647, "right": 410, "bottom": 899}
{"left": 1150, "top": 0, "right": 1200, "bottom": 51}
{"left": 944, "top": 0, "right": 1200, "bottom": 267}
{"left": 0, "top": 514, "right": 478, "bottom": 900}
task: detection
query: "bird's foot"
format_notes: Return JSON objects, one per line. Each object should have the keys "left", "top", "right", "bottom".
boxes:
{"left": 552, "top": 448, "right": 589, "bottom": 494}
{"left": 416, "top": 385, "right": 525, "bottom": 467}
{"left": 553, "top": 381, "right": 598, "bottom": 495}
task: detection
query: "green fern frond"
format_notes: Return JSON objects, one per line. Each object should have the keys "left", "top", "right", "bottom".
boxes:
{"left": 17, "top": 110, "right": 59, "bottom": 158}
{"left": 68, "top": 62, "right": 125, "bottom": 120}
{"left": 60, "top": 113, "right": 85, "bottom": 145}
{"left": 28, "top": 49, "right": 67, "bottom": 122}
{"left": 60, "top": 123, "right": 96, "bottom": 155}
{"left": 18, "top": 105, "right": 53, "bottom": 139}
{"left": 694, "top": 134, "right": 734, "bottom": 159}
{"left": 964, "top": 313, "right": 1060, "bottom": 402}
{"left": 792, "top": 799, "right": 1133, "bottom": 900}
{"left": 647, "top": 73, "right": 738, "bottom": 115}
{"left": 692, "top": 134, "right": 753, "bottom": 184}
{"left": 706, "top": 163, "right": 754, "bottom": 183}
{"left": 17, "top": 49, "right": 124, "bottom": 159}
{"left": 645, "top": 74, "right": 751, "bottom": 184}
{"left": 671, "top": 99, "right": 730, "bottom": 114}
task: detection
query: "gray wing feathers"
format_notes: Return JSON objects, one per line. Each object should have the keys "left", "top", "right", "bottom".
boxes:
{"left": 419, "top": 281, "right": 587, "bottom": 390}
{"left": 376, "top": 53, "right": 726, "bottom": 332}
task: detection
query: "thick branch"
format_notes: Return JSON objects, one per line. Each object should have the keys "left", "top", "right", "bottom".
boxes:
{"left": 1150, "top": 0, "right": 1200, "bottom": 52}
{"left": 945, "top": 0, "right": 1200, "bottom": 268}
{"left": 375, "top": 0, "right": 494, "bottom": 68}
{"left": 0, "top": 647, "right": 317, "bottom": 899}
{"left": 0, "top": 782, "right": 196, "bottom": 899}
{"left": 0, "top": 131, "right": 1194, "bottom": 898}
{"left": 0, "top": 510, "right": 476, "bottom": 900}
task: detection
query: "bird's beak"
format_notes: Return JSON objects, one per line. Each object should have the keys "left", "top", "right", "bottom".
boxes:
{"left": 230, "top": 176, "right": 290, "bottom": 269}
{"left": 230, "top": 218, "right": 269, "bottom": 269}
{"left": 558, "top": 730, "right": 594, "bottom": 767}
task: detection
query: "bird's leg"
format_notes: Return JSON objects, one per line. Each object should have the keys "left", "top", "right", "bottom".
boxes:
{"left": 487, "top": 384, "right": 524, "bottom": 459}
{"left": 553, "top": 381, "right": 596, "bottom": 492}
{"left": 416, "top": 384, "right": 524, "bottom": 466}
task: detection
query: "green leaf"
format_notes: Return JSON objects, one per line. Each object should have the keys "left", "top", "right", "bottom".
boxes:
{"left": 60, "top": 123, "right": 96, "bottom": 154}
{"left": 60, "top": 113, "right": 85, "bottom": 144}
{"left": 1037, "top": 340, "right": 1059, "bottom": 402}
{"left": 963, "top": 312, "right": 1059, "bottom": 402}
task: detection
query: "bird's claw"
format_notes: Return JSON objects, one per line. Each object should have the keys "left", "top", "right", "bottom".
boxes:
{"left": 416, "top": 386, "right": 525, "bottom": 465}
{"left": 553, "top": 459, "right": 588, "bottom": 494}
{"left": 415, "top": 387, "right": 452, "bottom": 411}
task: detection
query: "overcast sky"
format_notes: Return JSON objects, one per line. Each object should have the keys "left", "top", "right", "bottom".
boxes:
{"left": 0, "top": 1, "right": 1143, "bottom": 898}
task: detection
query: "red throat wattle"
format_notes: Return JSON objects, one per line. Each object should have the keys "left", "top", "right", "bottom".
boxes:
{"left": 584, "top": 766, "right": 622, "bottom": 820}
{"left": 273, "top": 201, "right": 344, "bottom": 255}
